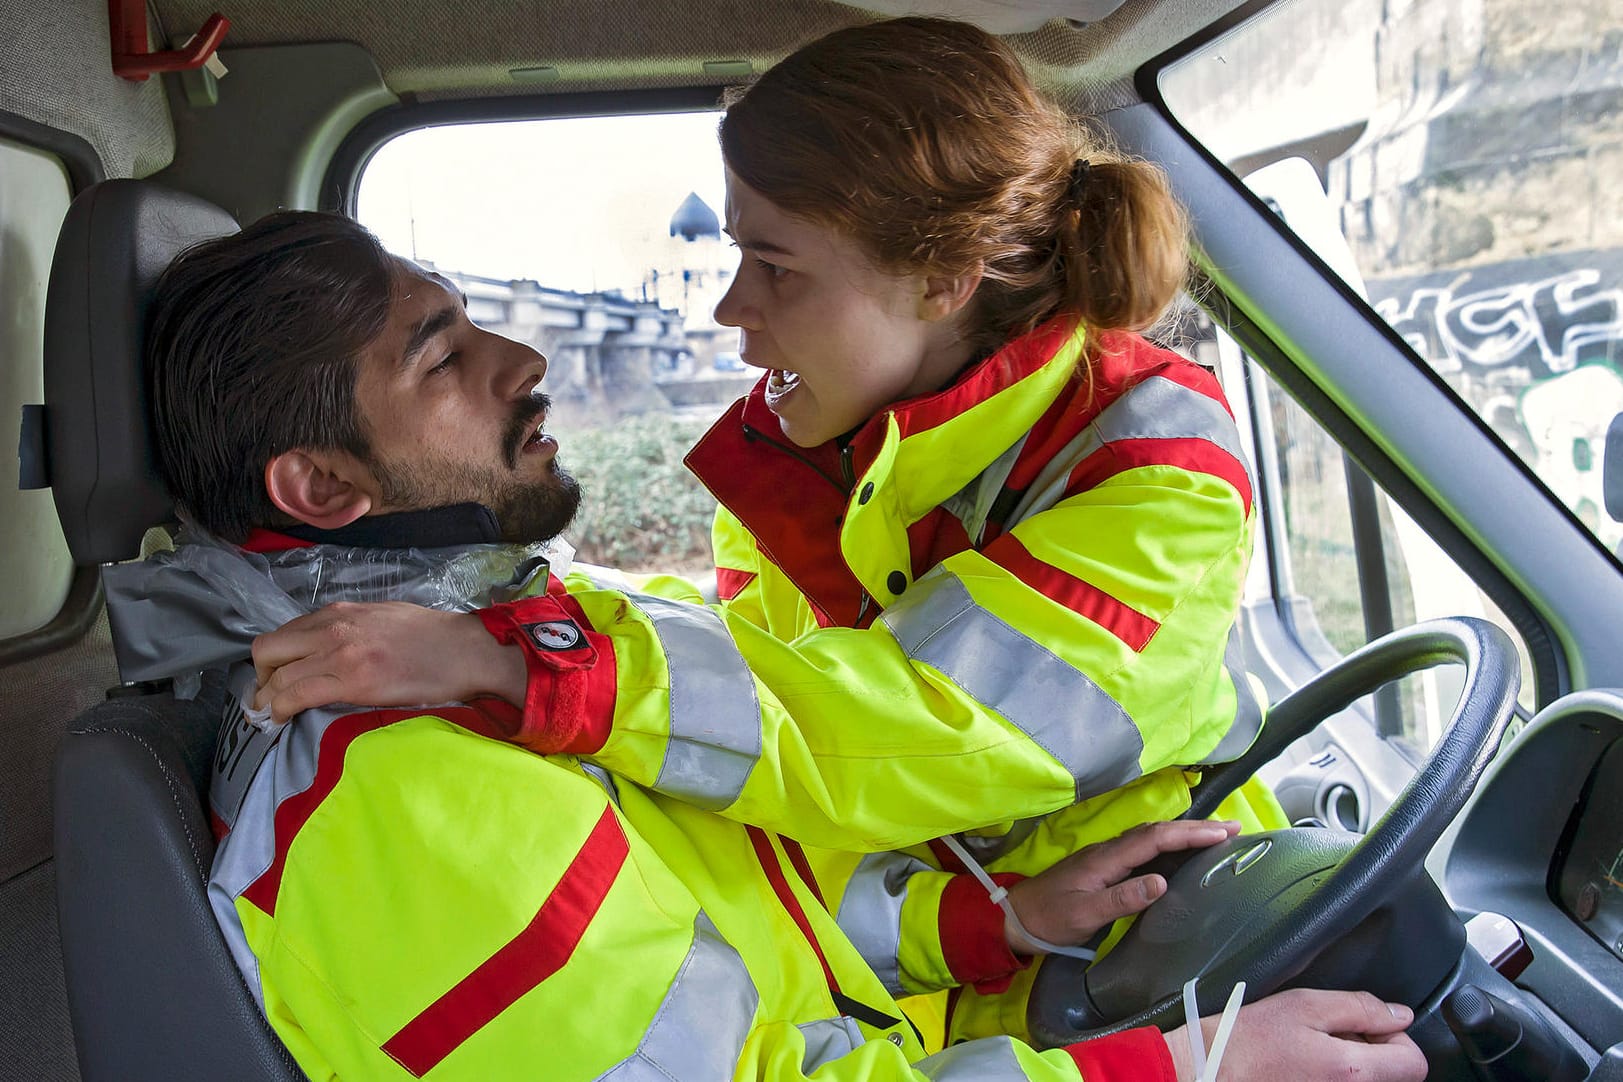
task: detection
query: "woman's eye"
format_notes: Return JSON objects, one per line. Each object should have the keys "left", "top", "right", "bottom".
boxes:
{"left": 756, "top": 257, "right": 787, "bottom": 280}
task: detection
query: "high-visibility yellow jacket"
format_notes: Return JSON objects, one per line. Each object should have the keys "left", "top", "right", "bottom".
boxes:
{"left": 132, "top": 537, "right": 1172, "bottom": 1080}
{"left": 493, "top": 319, "right": 1277, "bottom": 1040}
{"left": 510, "top": 319, "right": 1264, "bottom": 846}
{"left": 221, "top": 701, "right": 1183, "bottom": 1080}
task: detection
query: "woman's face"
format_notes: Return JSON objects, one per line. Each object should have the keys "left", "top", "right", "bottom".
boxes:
{"left": 714, "top": 172, "right": 973, "bottom": 448}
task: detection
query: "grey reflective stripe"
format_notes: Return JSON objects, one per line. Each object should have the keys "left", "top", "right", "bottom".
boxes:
{"left": 596, "top": 913, "right": 758, "bottom": 1081}
{"left": 797, "top": 1016, "right": 866, "bottom": 1074}
{"left": 1005, "top": 374, "right": 1250, "bottom": 529}
{"left": 580, "top": 761, "right": 622, "bottom": 806}
{"left": 1005, "top": 427, "right": 1104, "bottom": 530}
{"left": 882, "top": 571, "right": 1143, "bottom": 802}
{"left": 835, "top": 852, "right": 932, "bottom": 996}
{"left": 621, "top": 592, "right": 764, "bottom": 810}
{"left": 1095, "top": 374, "right": 1248, "bottom": 464}
{"left": 1200, "top": 626, "right": 1266, "bottom": 765}
{"left": 209, "top": 694, "right": 350, "bottom": 1010}
{"left": 915, "top": 1037, "right": 1027, "bottom": 1079}
{"left": 941, "top": 432, "right": 1029, "bottom": 545}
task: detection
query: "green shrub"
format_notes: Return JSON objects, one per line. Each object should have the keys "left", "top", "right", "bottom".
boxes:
{"left": 561, "top": 413, "right": 718, "bottom": 574}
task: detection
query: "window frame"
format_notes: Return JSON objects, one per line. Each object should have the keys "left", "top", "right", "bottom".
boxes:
{"left": 1103, "top": 5, "right": 1594, "bottom": 710}
{"left": 0, "top": 109, "right": 106, "bottom": 668}
{"left": 321, "top": 87, "right": 727, "bottom": 218}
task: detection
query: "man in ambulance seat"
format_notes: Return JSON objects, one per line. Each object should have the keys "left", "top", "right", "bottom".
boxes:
{"left": 111, "top": 210, "right": 1426, "bottom": 1082}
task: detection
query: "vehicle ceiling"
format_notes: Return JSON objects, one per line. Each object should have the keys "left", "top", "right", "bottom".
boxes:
{"left": 149, "top": 0, "right": 1250, "bottom": 113}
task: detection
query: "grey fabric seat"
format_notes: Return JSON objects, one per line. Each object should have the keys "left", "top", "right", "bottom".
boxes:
{"left": 45, "top": 179, "right": 305, "bottom": 1082}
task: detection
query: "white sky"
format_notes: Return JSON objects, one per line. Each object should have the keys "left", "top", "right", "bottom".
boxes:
{"left": 356, "top": 111, "right": 730, "bottom": 294}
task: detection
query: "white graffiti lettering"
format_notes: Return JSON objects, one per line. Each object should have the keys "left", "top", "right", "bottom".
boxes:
{"left": 1374, "top": 269, "right": 1623, "bottom": 376}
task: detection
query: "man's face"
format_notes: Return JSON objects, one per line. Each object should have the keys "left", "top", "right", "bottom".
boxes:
{"left": 350, "top": 262, "right": 580, "bottom": 542}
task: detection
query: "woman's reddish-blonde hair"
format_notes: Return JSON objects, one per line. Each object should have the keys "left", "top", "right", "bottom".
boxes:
{"left": 720, "top": 16, "right": 1189, "bottom": 357}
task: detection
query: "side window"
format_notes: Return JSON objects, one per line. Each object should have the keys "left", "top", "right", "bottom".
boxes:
{"left": 1233, "top": 342, "right": 1536, "bottom": 754}
{"left": 0, "top": 137, "right": 75, "bottom": 640}
{"left": 1159, "top": 0, "right": 1622, "bottom": 748}
{"left": 356, "top": 112, "right": 735, "bottom": 577}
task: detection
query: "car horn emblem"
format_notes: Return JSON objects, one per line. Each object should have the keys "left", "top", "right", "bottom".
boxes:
{"left": 1200, "top": 839, "right": 1273, "bottom": 888}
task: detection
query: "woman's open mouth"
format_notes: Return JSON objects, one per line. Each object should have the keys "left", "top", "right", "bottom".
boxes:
{"left": 764, "top": 369, "right": 802, "bottom": 411}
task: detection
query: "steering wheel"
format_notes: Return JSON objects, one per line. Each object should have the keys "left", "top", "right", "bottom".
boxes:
{"left": 1027, "top": 617, "right": 1521, "bottom": 1047}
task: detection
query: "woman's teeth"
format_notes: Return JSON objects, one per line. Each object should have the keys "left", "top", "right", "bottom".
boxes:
{"left": 765, "top": 369, "right": 801, "bottom": 407}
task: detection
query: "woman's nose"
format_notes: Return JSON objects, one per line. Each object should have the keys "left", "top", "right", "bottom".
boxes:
{"left": 714, "top": 274, "right": 756, "bottom": 330}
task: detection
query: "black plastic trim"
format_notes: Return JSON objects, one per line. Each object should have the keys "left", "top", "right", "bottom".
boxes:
{"left": 1114, "top": 12, "right": 1568, "bottom": 707}
{"left": 320, "top": 86, "right": 727, "bottom": 216}
{"left": 0, "top": 109, "right": 107, "bottom": 192}
{"left": 0, "top": 111, "right": 108, "bottom": 668}
{"left": 0, "top": 566, "right": 104, "bottom": 669}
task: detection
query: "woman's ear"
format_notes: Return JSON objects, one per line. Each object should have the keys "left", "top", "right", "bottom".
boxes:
{"left": 918, "top": 267, "right": 983, "bottom": 323}
{"left": 264, "top": 449, "right": 375, "bottom": 530}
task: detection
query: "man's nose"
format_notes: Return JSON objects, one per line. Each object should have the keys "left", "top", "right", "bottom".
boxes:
{"left": 507, "top": 343, "right": 548, "bottom": 399}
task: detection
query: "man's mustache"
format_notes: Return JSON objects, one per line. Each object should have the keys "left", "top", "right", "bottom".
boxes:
{"left": 503, "top": 392, "right": 552, "bottom": 469}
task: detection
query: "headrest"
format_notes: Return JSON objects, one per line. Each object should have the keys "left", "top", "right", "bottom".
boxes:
{"left": 43, "top": 180, "right": 239, "bottom": 565}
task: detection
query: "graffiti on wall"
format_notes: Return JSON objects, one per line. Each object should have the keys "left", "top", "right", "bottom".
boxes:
{"left": 1368, "top": 253, "right": 1623, "bottom": 379}
{"left": 1367, "top": 252, "right": 1623, "bottom": 548}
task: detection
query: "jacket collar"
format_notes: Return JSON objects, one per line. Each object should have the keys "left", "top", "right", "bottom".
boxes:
{"left": 691, "top": 316, "right": 1086, "bottom": 520}
{"left": 103, "top": 527, "right": 560, "bottom": 686}
{"left": 685, "top": 318, "right": 1087, "bottom": 626}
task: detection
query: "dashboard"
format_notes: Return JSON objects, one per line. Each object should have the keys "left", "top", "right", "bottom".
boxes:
{"left": 1557, "top": 738, "right": 1623, "bottom": 966}
{"left": 1443, "top": 690, "right": 1623, "bottom": 1060}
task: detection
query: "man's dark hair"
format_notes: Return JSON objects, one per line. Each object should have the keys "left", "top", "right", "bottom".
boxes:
{"left": 147, "top": 211, "right": 395, "bottom": 542}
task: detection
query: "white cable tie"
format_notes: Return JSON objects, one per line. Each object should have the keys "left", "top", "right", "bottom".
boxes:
{"left": 1200, "top": 982, "right": 1246, "bottom": 1082}
{"left": 1182, "top": 979, "right": 1206, "bottom": 1081}
{"left": 1183, "top": 978, "right": 1247, "bottom": 1082}
{"left": 939, "top": 834, "right": 1097, "bottom": 963}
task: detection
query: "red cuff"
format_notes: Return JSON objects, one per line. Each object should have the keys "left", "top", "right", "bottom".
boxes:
{"left": 476, "top": 591, "right": 617, "bottom": 755}
{"left": 1064, "top": 1026, "right": 1176, "bottom": 1082}
{"left": 939, "top": 872, "right": 1031, "bottom": 994}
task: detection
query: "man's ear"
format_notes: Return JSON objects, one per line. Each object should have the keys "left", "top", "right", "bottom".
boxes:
{"left": 918, "top": 267, "right": 982, "bottom": 323}
{"left": 264, "top": 449, "right": 375, "bottom": 530}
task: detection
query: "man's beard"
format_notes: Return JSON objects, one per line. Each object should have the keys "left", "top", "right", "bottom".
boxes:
{"left": 370, "top": 395, "right": 583, "bottom": 544}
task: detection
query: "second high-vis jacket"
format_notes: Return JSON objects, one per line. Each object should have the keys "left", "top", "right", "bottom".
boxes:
{"left": 498, "top": 319, "right": 1264, "bottom": 856}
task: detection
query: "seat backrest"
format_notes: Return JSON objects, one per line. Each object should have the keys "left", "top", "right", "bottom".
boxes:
{"left": 44, "top": 179, "right": 305, "bottom": 1082}
{"left": 54, "top": 683, "right": 305, "bottom": 1082}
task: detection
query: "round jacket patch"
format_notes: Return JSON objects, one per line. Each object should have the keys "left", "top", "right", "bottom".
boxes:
{"left": 526, "top": 620, "right": 582, "bottom": 650}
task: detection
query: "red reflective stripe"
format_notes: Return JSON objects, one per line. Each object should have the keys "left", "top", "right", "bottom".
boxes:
{"left": 240, "top": 703, "right": 524, "bottom": 916}
{"left": 928, "top": 837, "right": 968, "bottom": 874}
{"left": 715, "top": 567, "right": 758, "bottom": 602}
{"left": 382, "top": 806, "right": 629, "bottom": 1078}
{"left": 1070, "top": 437, "right": 1254, "bottom": 517}
{"left": 746, "top": 826, "right": 840, "bottom": 994}
{"left": 984, "top": 534, "right": 1160, "bottom": 652}
{"left": 778, "top": 837, "right": 828, "bottom": 910}
{"left": 1064, "top": 1026, "right": 1177, "bottom": 1082}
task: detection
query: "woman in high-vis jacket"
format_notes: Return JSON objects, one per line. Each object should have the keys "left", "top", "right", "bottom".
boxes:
{"left": 253, "top": 13, "right": 1285, "bottom": 1051}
